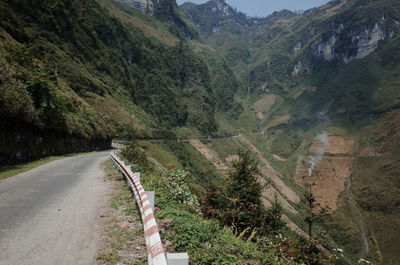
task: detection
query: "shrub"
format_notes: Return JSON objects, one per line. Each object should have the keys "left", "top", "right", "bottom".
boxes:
{"left": 0, "top": 61, "right": 36, "bottom": 124}
{"left": 161, "top": 169, "right": 201, "bottom": 214}
{"left": 121, "top": 142, "right": 150, "bottom": 172}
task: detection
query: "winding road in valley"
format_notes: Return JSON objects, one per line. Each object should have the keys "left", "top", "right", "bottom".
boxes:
{"left": 0, "top": 152, "right": 111, "bottom": 265}
{"left": 127, "top": 131, "right": 264, "bottom": 143}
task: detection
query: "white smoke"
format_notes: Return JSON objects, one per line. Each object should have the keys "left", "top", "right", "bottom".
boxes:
{"left": 307, "top": 131, "right": 330, "bottom": 177}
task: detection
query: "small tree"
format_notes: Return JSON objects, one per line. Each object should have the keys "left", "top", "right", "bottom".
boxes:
{"left": 202, "top": 149, "right": 286, "bottom": 237}
{"left": 304, "top": 184, "right": 330, "bottom": 239}
{"left": 226, "top": 150, "right": 264, "bottom": 233}
{"left": 263, "top": 194, "right": 286, "bottom": 235}
{"left": 304, "top": 184, "right": 317, "bottom": 241}
{"left": 201, "top": 185, "right": 229, "bottom": 222}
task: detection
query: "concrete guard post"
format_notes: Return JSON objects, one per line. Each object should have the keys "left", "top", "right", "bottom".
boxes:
{"left": 147, "top": 191, "right": 155, "bottom": 212}
{"left": 166, "top": 253, "right": 189, "bottom": 265}
{"left": 134, "top": 172, "right": 141, "bottom": 182}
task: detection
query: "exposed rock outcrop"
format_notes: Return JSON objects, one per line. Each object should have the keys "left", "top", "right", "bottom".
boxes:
{"left": 311, "top": 18, "right": 398, "bottom": 64}
{"left": 114, "top": 0, "right": 158, "bottom": 14}
{"left": 209, "top": 0, "right": 233, "bottom": 16}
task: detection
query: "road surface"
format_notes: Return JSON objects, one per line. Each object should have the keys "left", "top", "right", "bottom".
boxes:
{"left": 0, "top": 151, "right": 111, "bottom": 265}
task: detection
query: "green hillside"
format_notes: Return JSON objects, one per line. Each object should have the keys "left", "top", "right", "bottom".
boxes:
{"left": 0, "top": 0, "right": 241, "bottom": 165}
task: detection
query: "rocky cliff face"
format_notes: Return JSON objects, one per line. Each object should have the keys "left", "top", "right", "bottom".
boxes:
{"left": 115, "top": 0, "right": 198, "bottom": 38}
{"left": 291, "top": 16, "right": 398, "bottom": 76}
{"left": 115, "top": 0, "right": 158, "bottom": 14}
{"left": 310, "top": 17, "right": 397, "bottom": 64}
{"left": 284, "top": 0, "right": 400, "bottom": 82}
{"left": 208, "top": 0, "right": 234, "bottom": 17}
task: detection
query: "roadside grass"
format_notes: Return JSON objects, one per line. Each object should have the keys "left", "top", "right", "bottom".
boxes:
{"left": 140, "top": 169, "right": 304, "bottom": 265}
{"left": 0, "top": 150, "right": 112, "bottom": 181}
{"left": 117, "top": 142, "right": 340, "bottom": 264}
{"left": 0, "top": 156, "right": 65, "bottom": 180}
{"left": 97, "top": 160, "right": 147, "bottom": 265}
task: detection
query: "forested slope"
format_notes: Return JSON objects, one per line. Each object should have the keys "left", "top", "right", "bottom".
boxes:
{"left": 0, "top": 0, "right": 240, "bottom": 165}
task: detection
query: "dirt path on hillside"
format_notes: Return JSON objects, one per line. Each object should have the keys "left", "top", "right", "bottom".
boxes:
{"left": 189, "top": 139, "right": 229, "bottom": 172}
{"left": 128, "top": 131, "right": 263, "bottom": 144}
{"left": 238, "top": 137, "right": 300, "bottom": 204}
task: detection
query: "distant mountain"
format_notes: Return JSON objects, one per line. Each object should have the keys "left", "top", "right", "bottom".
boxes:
{"left": 181, "top": 0, "right": 252, "bottom": 36}
{"left": 184, "top": 0, "right": 400, "bottom": 91}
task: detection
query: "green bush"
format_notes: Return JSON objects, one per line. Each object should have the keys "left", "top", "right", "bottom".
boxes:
{"left": 161, "top": 169, "right": 201, "bottom": 214}
{"left": 0, "top": 60, "right": 35, "bottom": 123}
{"left": 120, "top": 142, "right": 150, "bottom": 172}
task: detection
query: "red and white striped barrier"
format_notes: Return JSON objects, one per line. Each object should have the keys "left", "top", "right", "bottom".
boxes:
{"left": 111, "top": 152, "right": 168, "bottom": 265}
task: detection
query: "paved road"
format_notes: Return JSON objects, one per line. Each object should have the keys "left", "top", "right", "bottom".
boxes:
{"left": 0, "top": 152, "right": 111, "bottom": 265}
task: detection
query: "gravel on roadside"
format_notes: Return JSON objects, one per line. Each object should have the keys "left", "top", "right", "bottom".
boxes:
{"left": 96, "top": 160, "right": 147, "bottom": 265}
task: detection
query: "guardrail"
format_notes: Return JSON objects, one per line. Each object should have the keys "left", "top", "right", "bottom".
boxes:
{"left": 110, "top": 151, "right": 168, "bottom": 265}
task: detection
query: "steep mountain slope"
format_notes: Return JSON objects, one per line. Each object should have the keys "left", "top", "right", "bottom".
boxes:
{"left": 183, "top": 0, "right": 400, "bottom": 264}
{"left": 0, "top": 0, "right": 242, "bottom": 165}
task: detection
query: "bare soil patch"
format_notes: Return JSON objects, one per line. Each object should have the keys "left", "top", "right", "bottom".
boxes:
{"left": 324, "top": 0, "right": 348, "bottom": 17}
{"left": 294, "top": 156, "right": 353, "bottom": 211}
{"left": 256, "top": 112, "right": 266, "bottom": 120}
{"left": 266, "top": 114, "right": 292, "bottom": 129}
{"left": 225, "top": 155, "right": 239, "bottom": 163}
{"left": 252, "top": 94, "right": 277, "bottom": 120}
{"left": 310, "top": 135, "right": 356, "bottom": 155}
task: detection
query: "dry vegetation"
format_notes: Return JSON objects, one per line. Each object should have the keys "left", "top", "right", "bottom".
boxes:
{"left": 291, "top": 86, "right": 317, "bottom": 99}
{"left": 310, "top": 136, "right": 357, "bottom": 155}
